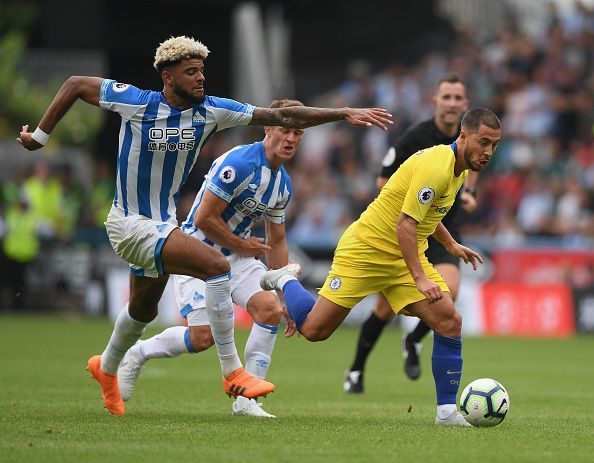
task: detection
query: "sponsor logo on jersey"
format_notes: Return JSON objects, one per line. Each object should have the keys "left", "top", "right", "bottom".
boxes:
{"left": 329, "top": 277, "right": 342, "bottom": 290}
{"left": 417, "top": 187, "right": 435, "bottom": 204}
{"left": 155, "top": 223, "right": 168, "bottom": 233}
{"left": 234, "top": 197, "right": 273, "bottom": 220}
{"left": 148, "top": 127, "right": 196, "bottom": 152}
{"left": 112, "top": 82, "right": 130, "bottom": 93}
{"left": 219, "top": 166, "right": 236, "bottom": 183}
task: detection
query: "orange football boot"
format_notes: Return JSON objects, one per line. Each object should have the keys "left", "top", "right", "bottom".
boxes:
{"left": 86, "top": 355, "right": 125, "bottom": 415}
{"left": 222, "top": 368, "right": 275, "bottom": 399}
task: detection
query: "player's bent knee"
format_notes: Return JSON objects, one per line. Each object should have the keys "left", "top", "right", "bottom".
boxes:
{"left": 128, "top": 299, "right": 159, "bottom": 322}
{"left": 190, "top": 331, "right": 214, "bottom": 352}
{"left": 259, "top": 303, "right": 283, "bottom": 326}
{"left": 434, "top": 310, "right": 462, "bottom": 337}
{"left": 247, "top": 292, "right": 283, "bottom": 326}
{"left": 301, "top": 325, "right": 332, "bottom": 342}
{"left": 203, "top": 255, "right": 231, "bottom": 279}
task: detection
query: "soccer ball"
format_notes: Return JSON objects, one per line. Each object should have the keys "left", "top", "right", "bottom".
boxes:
{"left": 459, "top": 378, "right": 510, "bottom": 427}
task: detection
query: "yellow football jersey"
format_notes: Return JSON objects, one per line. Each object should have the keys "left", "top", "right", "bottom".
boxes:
{"left": 352, "top": 143, "right": 468, "bottom": 256}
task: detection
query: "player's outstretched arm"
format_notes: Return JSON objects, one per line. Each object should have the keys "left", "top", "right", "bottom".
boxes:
{"left": 250, "top": 106, "right": 392, "bottom": 131}
{"left": 17, "top": 76, "right": 103, "bottom": 151}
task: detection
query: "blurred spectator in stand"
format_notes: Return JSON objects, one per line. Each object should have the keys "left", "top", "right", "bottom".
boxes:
{"left": 288, "top": 178, "right": 351, "bottom": 248}
{"left": 516, "top": 174, "right": 555, "bottom": 235}
{"left": 552, "top": 178, "right": 592, "bottom": 238}
{"left": 85, "top": 159, "right": 114, "bottom": 229}
{"left": 0, "top": 196, "right": 40, "bottom": 309}
{"left": 56, "top": 164, "right": 84, "bottom": 240}
{"left": 1, "top": 165, "right": 30, "bottom": 209}
{"left": 22, "top": 161, "right": 61, "bottom": 240}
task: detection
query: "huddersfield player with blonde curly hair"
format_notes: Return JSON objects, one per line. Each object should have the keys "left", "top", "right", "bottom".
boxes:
{"left": 17, "top": 36, "right": 392, "bottom": 415}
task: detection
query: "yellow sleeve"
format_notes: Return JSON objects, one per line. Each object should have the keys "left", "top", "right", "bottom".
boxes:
{"left": 401, "top": 158, "right": 447, "bottom": 223}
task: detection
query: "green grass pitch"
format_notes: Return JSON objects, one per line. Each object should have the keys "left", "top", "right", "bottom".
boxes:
{"left": 0, "top": 314, "right": 592, "bottom": 463}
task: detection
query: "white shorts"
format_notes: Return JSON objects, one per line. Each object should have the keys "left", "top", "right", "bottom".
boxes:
{"left": 173, "top": 254, "right": 268, "bottom": 326}
{"left": 104, "top": 204, "right": 178, "bottom": 278}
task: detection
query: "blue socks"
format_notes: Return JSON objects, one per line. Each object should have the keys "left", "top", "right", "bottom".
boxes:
{"left": 282, "top": 280, "right": 316, "bottom": 332}
{"left": 432, "top": 332, "right": 463, "bottom": 405}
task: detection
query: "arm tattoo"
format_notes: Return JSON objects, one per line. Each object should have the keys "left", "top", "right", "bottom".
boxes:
{"left": 251, "top": 106, "right": 345, "bottom": 128}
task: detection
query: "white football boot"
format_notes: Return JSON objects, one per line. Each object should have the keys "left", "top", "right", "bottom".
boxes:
{"left": 117, "top": 343, "right": 145, "bottom": 401}
{"left": 260, "top": 263, "right": 302, "bottom": 291}
{"left": 435, "top": 410, "right": 472, "bottom": 427}
{"left": 232, "top": 396, "right": 276, "bottom": 418}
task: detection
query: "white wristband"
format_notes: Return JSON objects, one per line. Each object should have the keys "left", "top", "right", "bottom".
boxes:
{"left": 31, "top": 127, "right": 50, "bottom": 146}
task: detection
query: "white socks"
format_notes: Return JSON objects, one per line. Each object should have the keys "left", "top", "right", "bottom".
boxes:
{"left": 277, "top": 274, "right": 297, "bottom": 290}
{"left": 437, "top": 403, "right": 457, "bottom": 419}
{"left": 137, "top": 326, "right": 189, "bottom": 360}
{"left": 205, "top": 273, "right": 242, "bottom": 376}
{"left": 244, "top": 322, "right": 278, "bottom": 379}
{"left": 101, "top": 305, "right": 147, "bottom": 374}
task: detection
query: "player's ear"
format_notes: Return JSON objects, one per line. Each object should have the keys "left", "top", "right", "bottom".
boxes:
{"left": 264, "top": 126, "right": 272, "bottom": 136}
{"left": 162, "top": 70, "right": 173, "bottom": 87}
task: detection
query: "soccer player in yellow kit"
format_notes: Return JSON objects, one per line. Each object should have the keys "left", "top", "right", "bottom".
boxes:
{"left": 261, "top": 107, "right": 501, "bottom": 426}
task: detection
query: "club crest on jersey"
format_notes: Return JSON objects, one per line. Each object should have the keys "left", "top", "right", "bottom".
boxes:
{"left": 417, "top": 187, "right": 435, "bottom": 204}
{"left": 329, "top": 277, "right": 342, "bottom": 291}
{"left": 219, "top": 166, "right": 236, "bottom": 183}
{"left": 112, "top": 82, "right": 130, "bottom": 93}
{"left": 193, "top": 111, "right": 206, "bottom": 123}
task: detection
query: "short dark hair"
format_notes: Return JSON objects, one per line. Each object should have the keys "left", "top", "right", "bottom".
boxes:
{"left": 436, "top": 73, "right": 464, "bottom": 90}
{"left": 268, "top": 99, "right": 304, "bottom": 109}
{"left": 461, "top": 107, "right": 501, "bottom": 132}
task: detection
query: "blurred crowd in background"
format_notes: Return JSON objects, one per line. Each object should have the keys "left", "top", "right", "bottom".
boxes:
{"left": 2, "top": 1, "right": 594, "bottom": 308}
{"left": 279, "top": 2, "right": 594, "bottom": 250}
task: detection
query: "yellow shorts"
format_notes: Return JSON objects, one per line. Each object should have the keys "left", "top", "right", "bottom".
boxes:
{"left": 318, "top": 225, "right": 449, "bottom": 315}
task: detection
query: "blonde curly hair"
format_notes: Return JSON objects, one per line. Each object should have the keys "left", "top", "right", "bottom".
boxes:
{"left": 153, "top": 36, "right": 210, "bottom": 72}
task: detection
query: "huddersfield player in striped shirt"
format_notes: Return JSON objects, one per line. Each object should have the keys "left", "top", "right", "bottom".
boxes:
{"left": 118, "top": 99, "right": 304, "bottom": 418}
{"left": 17, "top": 36, "right": 392, "bottom": 415}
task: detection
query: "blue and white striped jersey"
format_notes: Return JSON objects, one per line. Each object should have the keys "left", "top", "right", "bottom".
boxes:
{"left": 99, "top": 79, "right": 255, "bottom": 222}
{"left": 181, "top": 141, "right": 292, "bottom": 256}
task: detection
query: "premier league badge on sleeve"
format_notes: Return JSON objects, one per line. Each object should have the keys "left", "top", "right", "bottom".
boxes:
{"left": 112, "top": 82, "right": 130, "bottom": 93}
{"left": 219, "top": 166, "right": 236, "bottom": 183}
{"left": 417, "top": 187, "right": 435, "bottom": 204}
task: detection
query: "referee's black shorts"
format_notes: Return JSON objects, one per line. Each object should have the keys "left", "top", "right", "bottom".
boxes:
{"left": 426, "top": 234, "right": 461, "bottom": 267}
